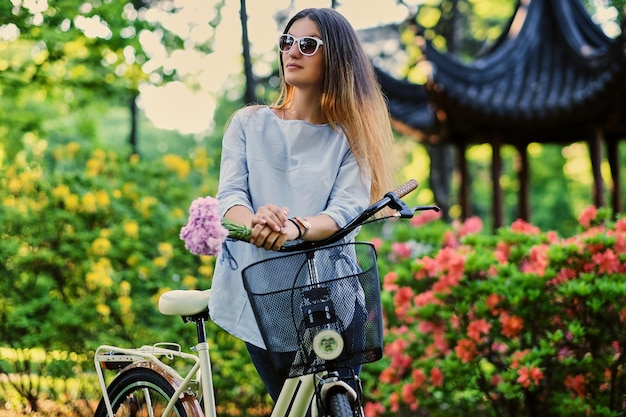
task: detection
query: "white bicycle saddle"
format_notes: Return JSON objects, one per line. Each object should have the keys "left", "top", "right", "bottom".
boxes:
{"left": 158, "top": 289, "right": 211, "bottom": 316}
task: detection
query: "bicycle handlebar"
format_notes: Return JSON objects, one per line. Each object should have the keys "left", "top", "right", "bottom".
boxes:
{"left": 276, "top": 179, "right": 439, "bottom": 252}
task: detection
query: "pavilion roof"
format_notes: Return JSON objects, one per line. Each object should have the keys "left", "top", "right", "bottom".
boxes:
{"left": 377, "top": 0, "right": 626, "bottom": 143}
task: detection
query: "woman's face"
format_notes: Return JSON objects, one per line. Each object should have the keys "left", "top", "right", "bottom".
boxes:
{"left": 281, "top": 17, "right": 325, "bottom": 91}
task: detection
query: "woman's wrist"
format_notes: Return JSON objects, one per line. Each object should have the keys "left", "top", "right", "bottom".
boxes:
{"left": 288, "top": 218, "right": 303, "bottom": 239}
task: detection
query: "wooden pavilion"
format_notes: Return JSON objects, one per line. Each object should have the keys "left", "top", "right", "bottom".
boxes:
{"left": 376, "top": 0, "right": 626, "bottom": 228}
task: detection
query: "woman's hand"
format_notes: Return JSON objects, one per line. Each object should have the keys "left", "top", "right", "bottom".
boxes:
{"left": 250, "top": 204, "right": 298, "bottom": 250}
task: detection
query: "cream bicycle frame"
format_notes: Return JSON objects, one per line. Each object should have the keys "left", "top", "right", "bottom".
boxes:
{"left": 95, "top": 340, "right": 319, "bottom": 417}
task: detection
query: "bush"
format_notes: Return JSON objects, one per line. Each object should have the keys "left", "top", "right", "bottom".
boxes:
{"left": 0, "top": 136, "right": 269, "bottom": 414}
{"left": 362, "top": 207, "right": 626, "bottom": 417}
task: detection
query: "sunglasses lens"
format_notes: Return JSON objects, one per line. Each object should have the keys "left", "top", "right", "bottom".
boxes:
{"left": 279, "top": 35, "right": 294, "bottom": 52}
{"left": 299, "top": 38, "right": 318, "bottom": 55}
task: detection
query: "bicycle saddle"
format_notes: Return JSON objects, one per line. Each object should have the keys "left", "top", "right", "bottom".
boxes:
{"left": 158, "top": 289, "right": 211, "bottom": 316}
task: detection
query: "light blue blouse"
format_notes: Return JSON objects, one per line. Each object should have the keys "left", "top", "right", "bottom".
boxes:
{"left": 209, "top": 106, "right": 371, "bottom": 348}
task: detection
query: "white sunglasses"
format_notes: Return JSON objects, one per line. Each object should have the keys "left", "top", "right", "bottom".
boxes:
{"left": 278, "top": 34, "right": 324, "bottom": 56}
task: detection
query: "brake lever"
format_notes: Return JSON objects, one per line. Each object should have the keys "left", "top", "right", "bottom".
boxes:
{"left": 412, "top": 205, "right": 441, "bottom": 213}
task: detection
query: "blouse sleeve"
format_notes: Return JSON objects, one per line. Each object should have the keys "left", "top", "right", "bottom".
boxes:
{"left": 216, "top": 109, "right": 253, "bottom": 216}
{"left": 320, "top": 149, "right": 371, "bottom": 228}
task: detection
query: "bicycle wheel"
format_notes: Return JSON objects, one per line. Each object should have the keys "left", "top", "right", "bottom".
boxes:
{"left": 94, "top": 364, "right": 202, "bottom": 417}
{"left": 326, "top": 389, "right": 353, "bottom": 417}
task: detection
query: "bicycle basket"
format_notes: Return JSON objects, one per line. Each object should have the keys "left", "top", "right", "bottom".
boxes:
{"left": 242, "top": 242, "right": 383, "bottom": 377}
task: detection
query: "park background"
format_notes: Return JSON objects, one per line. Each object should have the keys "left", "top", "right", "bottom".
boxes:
{"left": 2, "top": 0, "right": 626, "bottom": 416}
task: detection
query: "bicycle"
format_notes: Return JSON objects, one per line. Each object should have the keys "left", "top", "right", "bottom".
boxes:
{"left": 93, "top": 179, "right": 439, "bottom": 417}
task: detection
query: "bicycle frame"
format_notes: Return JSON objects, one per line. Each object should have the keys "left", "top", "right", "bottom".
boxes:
{"left": 95, "top": 338, "right": 331, "bottom": 417}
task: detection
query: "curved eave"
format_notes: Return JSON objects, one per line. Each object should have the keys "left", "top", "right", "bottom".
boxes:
{"left": 374, "top": 66, "right": 437, "bottom": 133}
{"left": 426, "top": 0, "right": 626, "bottom": 127}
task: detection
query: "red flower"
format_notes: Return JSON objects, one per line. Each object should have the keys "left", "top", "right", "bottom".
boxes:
{"left": 382, "top": 271, "right": 398, "bottom": 291}
{"left": 578, "top": 205, "right": 597, "bottom": 228}
{"left": 494, "top": 241, "right": 510, "bottom": 264}
{"left": 517, "top": 365, "right": 544, "bottom": 388}
{"left": 500, "top": 313, "right": 524, "bottom": 338}
{"left": 431, "top": 367, "right": 444, "bottom": 387}
{"left": 521, "top": 244, "right": 549, "bottom": 276}
{"left": 364, "top": 401, "right": 385, "bottom": 417}
{"left": 393, "top": 287, "right": 415, "bottom": 322}
{"left": 391, "top": 241, "right": 412, "bottom": 259}
{"left": 411, "top": 209, "right": 441, "bottom": 227}
{"left": 564, "top": 374, "right": 586, "bottom": 398}
{"left": 592, "top": 249, "right": 620, "bottom": 274}
{"left": 511, "top": 349, "right": 531, "bottom": 369}
{"left": 455, "top": 338, "right": 477, "bottom": 363}
{"left": 370, "top": 236, "right": 383, "bottom": 251}
{"left": 511, "top": 219, "right": 541, "bottom": 235}
{"left": 486, "top": 293, "right": 501, "bottom": 314}
{"left": 547, "top": 267, "right": 577, "bottom": 286}
{"left": 467, "top": 318, "right": 491, "bottom": 343}
{"left": 457, "top": 216, "right": 483, "bottom": 237}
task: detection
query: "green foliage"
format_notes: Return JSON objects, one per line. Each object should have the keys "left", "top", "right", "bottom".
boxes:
{"left": 0, "top": 133, "right": 272, "bottom": 415}
{"left": 0, "top": 347, "right": 97, "bottom": 415}
{"left": 361, "top": 206, "right": 626, "bottom": 417}
{"left": 1, "top": 137, "right": 202, "bottom": 350}
{"left": 0, "top": 0, "right": 227, "bottom": 159}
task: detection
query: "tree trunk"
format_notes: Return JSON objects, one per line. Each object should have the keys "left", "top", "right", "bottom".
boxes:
{"left": 240, "top": 0, "right": 256, "bottom": 105}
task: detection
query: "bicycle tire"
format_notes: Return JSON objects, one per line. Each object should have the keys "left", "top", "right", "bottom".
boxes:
{"left": 326, "top": 389, "right": 354, "bottom": 417}
{"left": 94, "top": 363, "right": 202, "bottom": 417}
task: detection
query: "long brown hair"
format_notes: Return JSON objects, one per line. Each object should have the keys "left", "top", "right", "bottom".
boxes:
{"left": 273, "top": 8, "right": 396, "bottom": 202}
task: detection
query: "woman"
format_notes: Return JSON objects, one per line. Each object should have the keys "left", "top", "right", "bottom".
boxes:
{"left": 209, "top": 7, "right": 395, "bottom": 402}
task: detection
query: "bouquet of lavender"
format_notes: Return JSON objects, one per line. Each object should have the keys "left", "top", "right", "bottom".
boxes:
{"left": 180, "top": 196, "right": 252, "bottom": 256}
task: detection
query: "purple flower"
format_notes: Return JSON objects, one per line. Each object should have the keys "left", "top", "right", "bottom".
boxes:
{"left": 180, "top": 196, "right": 229, "bottom": 256}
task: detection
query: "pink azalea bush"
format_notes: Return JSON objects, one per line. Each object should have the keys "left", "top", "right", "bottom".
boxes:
{"left": 362, "top": 207, "right": 626, "bottom": 417}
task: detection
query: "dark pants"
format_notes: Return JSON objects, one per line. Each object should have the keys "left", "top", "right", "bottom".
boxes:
{"left": 245, "top": 300, "right": 367, "bottom": 403}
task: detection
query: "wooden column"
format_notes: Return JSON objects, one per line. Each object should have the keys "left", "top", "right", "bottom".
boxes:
{"left": 492, "top": 140, "right": 503, "bottom": 229}
{"left": 606, "top": 136, "right": 623, "bottom": 215}
{"left": 456, "top": 142, "right": 471, "bottom": 220}
{"left": 588, "top": 129, "right": 605, "bottom": 208}
{"left": 516, "top": 143, "right": 530, "bottom": 222}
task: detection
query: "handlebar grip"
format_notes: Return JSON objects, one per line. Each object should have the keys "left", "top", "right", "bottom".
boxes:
{"left": 391, "top": 179, "right": 418, "bottom": 198}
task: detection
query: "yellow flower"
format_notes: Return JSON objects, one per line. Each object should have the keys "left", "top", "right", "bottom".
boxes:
{"left": 96, "top": 303, "right": 111, "bottom": 318}
{"left": 124, "top": 221, "right": 139, "bottom": 239}
{"left": 96, "top": 190, "right": 110, "bottom": 209}
{"left": 86, "top": 259, "right": 114, "bottom": 290}
{"left": 122, "top": 183, "right": 138, "bottom": 201}
{"left": 91, "top": 237, "right": 111, "bottom": 256}
{"left": 163, "top": 154, "right": 190, "bottom": 180}
{"left": 170, "top": 207, "right": 184, "bottom": 219}
{"left": 138, "top": 266, "right": 150, "bottom": 280}
{"left": 136, "top": 196, "right": 158, "bottom": 218}
{"left": 182, "top": 275, "right": 198, "bottom": 289}
{"left": 66, "top": 141, "right": 80, "bottom": 157}
{"left": 8, "top": 178, "right": 21, "bottom": 194}
{"left": 119, "top": 281, "right": 131, "bottom": 296}
{"left": 118, "top": 295, "right": 132, "bottom": 315}
{"left": 82, "top": 192, "right": 97, "bottom": 213}
{"left": 64, "top": 194, "right": 80, "bottom": 213}
{"left": 192, "top": 148, "right": 211, "bottom": 171}
{"left": 18, "top": 243, "right": 31, "bottom": 257}
{"left": 158, "top": 242, "right": 173, "bottom": 260}
{"left": 198, "top": 265, "right": 213, "bottom": 277}
{"left": 53, "top": 184, "right": 71, "bottom": 200}
{"left": 86, "top": 158, "right": 102, "bottom": 177}
{"left": 153, "top": 256, "right": 167, "bottom": 269}
{"left": 127, "top": 254, "right": 139, "bottom": 267}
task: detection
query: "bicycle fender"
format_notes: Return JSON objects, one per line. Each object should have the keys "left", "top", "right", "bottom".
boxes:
{"left": 319, "top": 380, "right": 358, "bottom": 402}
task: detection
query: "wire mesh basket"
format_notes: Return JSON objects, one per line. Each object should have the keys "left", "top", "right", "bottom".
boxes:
{"left": 242, "top": 242, "right": 383, "bottom": 377}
